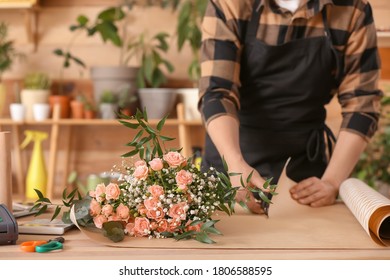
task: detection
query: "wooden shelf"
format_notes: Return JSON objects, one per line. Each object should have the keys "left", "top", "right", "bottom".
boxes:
{"left": 0, "top": 118, "right": 202, "bottom": 126}
{"left": 0, "top": 0, "right": 40, "bottom": 51}
{"left": 0, "top": 0, "right": 37, "bottom": 8}
{"left": 0, "top": 103, "right": 204, "bottom": 200}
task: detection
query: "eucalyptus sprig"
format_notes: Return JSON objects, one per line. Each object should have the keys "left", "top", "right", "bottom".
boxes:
{"left": 119, "top": 108, "right": 176, "bottom": 161}
{"left": 31, "top": 187, "right": 84, "bottom": 224}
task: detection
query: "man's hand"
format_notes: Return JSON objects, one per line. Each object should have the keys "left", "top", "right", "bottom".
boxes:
{"left": 235, "top": 188, "right": 265, "bottom": 214}
{"left": 289, "top": 177, "right": 338, "bottom": 207}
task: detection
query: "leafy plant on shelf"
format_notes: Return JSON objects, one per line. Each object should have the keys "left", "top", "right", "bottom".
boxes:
{"left": 23, "top": 72, "right": 51, "bottom": 90}
{"left": 125, "top": 31, "right": 174, "bottom": 88}
{"left": 31, "top": 109, "right": 277, "bottom": 244}
{"left": 0, "top": 22, "right": 25, "bottom": 82}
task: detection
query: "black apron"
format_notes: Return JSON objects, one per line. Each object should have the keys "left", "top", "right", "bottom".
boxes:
{"left": 202, "top": 1, "right": 339, "bottom": 189}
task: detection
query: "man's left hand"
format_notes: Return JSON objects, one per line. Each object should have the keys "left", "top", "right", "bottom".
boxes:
{"left": 289, "top": 177, "right": 338, "bottom": 207}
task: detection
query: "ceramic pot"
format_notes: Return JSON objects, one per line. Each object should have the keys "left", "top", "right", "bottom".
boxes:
{"left": 90, "top": 66, "right": 139, "bottom": 114}
{"left": 175, "top": 88, "right": 201, "bottom": 120}
{"left": 9, "top": 103, "right": 25, "bottom": 121}
{"left": 33, "top": 103, "right": 50, "bottom": 121}
{"left": 99, "top": 103, "right": 117, "bottom": 119}
{"left": 138, "top": 88, "right": 177, "bottom": 119}
{"left": 20, "top": 89, "right": 50, "bottom": 120}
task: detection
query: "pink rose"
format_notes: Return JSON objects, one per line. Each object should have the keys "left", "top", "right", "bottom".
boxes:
{"left": 137, "top": 204, "right": 148, "bottom": 216}
{"left": 149, "top": 158, "right": 163, "bottom": 171}
{"left": 178, "top": 184, "right": 188, "bottom": 192}
{"left": 168, "top": 219, "right": 180, "bottom": 233}
{"left": 144, "top": 198, "right": 159, "bottom": 210}
{"left": 163, "top": 151, "right": 185, "bottom": 168}
{"left": 93, "top": 214, "right": 107, "bottom": 229}
{"left": 176, "top": 170, "right": 193, "bottom": 185}
{"left": 108, "top": 214, "right": 121, "bottom": 221}
{"left": 157, "top": 219, "right": 169, "bottom": 233}
{"left": 133, "top": 165, "right": 149, "bottom": 180}
{"left": 125, "top": 222, "right": 135, "bottom": 236}
{"left": 148, "top": 185, "right": 164, "bottom": 198}
{"left": 94, "top": 183, "right": 106, "bottom": 202}
{"left": 101, "top": 204, "right": 113, "bottom": 217}
{"left": 133, "top": 217, "right": 151, "bottom": 237}
{"left": 89, "top": 199, "right": 101, "bottom": 217}
{"left": 135, "top": 160, "right": 147, "bottom": 167}
{"left": 116, "top": 203, "right": 130, "bottom": 220}
{"left": 146, "top": 207, "right": 164, "bottom": 222}
{"left": 105, "top": 183, "right": 121, "bottom": 200}
{"left": 186, "top": 220, "right": 202, "bottom": 232}
{"left": 150, "top": 221, "right": 158, "bottom": 231}
{"left": 168, "top": 202, "right": 188, "bottom": 221}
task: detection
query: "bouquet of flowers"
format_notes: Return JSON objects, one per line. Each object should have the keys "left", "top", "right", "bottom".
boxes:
{"left": 32, "top": 110, "right": 277, "bottom": 244}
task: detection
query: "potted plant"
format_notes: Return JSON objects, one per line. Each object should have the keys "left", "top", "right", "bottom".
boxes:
{"left": 20, "top": 72, "right": 51, "bottom": 121}
{"left": 128, "top": 31, "right": 176, "bottom": 119}
{"left": 60, "top": 1, "right": 184, "bottom": 116}
{"left": 0, "top": 22, "right": 24, "bottom": 118}
{"left": 173, "top": 0, "right": 207, "bottom": 120}
{"left": 99, "top": 89, "right": 118, "bottom": 119}
{"left": 117, "top": 84, "right": 138, "bottom": 117}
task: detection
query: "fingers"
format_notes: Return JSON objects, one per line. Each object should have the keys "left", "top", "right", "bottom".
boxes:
{"left": 235, "top": 189, "right": 265, "bottom": 215}
{"left": 290, "top": 177, "right": 337, "bottom": 207}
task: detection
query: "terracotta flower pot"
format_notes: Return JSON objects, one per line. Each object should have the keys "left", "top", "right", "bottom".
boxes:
{"left": 70, "top": 100, "right": 84, "bottom": 119}
{"left": 49, "top": 95, "right": 71, "bottom": 118}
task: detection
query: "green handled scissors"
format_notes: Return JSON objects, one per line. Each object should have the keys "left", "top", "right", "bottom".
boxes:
{"left": 20, "top": 237, "right": 64, "bottom": 253}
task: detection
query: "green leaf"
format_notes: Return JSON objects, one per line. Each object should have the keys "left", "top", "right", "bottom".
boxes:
{"left": 259, "top": 191, "right": 272, "bottom": 204}
{"left": 35, "top": 204, "right": 48, "bottom": 216}
{"left": 246, "top": 170, "right": 254, "bottom": 184}
{"left": 67, "top": 171, "right": 78, "bottom": 184}
{"left": 67, "top": 188, "right": 78, "bottom": 199}
{"left": 157, "top": 115, "right": 168, "bottom": 131}
{"left": 95, "top": 22, "right": 122, "bottom": 47}
{"left": 204, "top": 227, "right": 222, "bottom": 235}
{"left": 221, "top": 157, "right": 229, "bottom": 173}
{"left": 159, "top": 135, "right": 175, "bottom": 141}
{"left": 119, "top": 120, "right": 140, "bottom": 129}
{"left": 238, "top": 200, "right": 249, "bottom": 211}
{"left": 34, "top": 189, "right": 44, "bottom": 199}
{"left": 98, "top": 7, "right": 125, "bottom": 22}
{"left": 121, "top": 149, "right": 139, "bottom": 158}
{"left": 77, "top": 15, "right": 89, "bottom": 26}
{"left": 201, "top": 220, "right": 219, "bottom": 230}
{"left": 175, "top": 230, "right": 196, "bottom": 241}
{"left": 51, "top": 206, "right": 62, "bottom": 221}
{"left": 195, "top": 232, "right": 216, "bottom": 244}
{"left": 53, "top": 49, "right": 64, "bottom": 56}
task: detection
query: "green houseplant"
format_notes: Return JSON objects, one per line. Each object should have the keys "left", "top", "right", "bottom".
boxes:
{"left": 20, "top": 72, "right": 52, "bottom": 121}
{"left": 0, "top": 22, "right": 24, "bottom": 117}
{"left": 172, "top": 0, "right": 207, "bottom": 120}
{"left": 63, "top": 1, "right": 176, "bottom": 114}
{"left": 99, "top": 89, "right": 118, "bottom": 119}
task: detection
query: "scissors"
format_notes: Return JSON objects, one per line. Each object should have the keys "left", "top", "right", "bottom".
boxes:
{"left": 20, "top": 237, "right": 65, "bottom": 253}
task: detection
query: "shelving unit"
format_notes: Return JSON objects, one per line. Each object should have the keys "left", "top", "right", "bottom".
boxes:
{"left": 0, "top": 103, "right": 204, "bottom": 200}
{"left": 0, "top": 0, "right": 40, "bottom": 51}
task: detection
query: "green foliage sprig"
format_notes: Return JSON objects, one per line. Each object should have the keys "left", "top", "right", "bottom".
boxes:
{"left": 0, "top": 22, "right": 24, "bottom": 81}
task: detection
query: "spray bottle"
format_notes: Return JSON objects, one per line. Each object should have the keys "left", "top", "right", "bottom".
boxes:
{"left": 20, "top": 130, "right": 48, "bottom": 200}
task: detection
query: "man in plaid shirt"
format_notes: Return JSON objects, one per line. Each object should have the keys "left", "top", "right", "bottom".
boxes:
{"left": 199, "top": 0, "right": 383, "bottom": 213}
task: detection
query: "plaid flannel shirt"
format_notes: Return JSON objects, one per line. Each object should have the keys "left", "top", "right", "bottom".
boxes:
{"left": 199, "top": 0, "right": 383, "bottom": 140}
